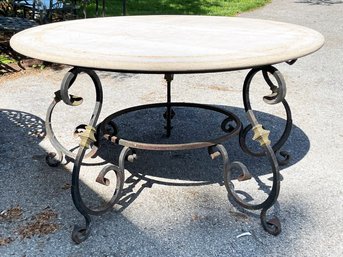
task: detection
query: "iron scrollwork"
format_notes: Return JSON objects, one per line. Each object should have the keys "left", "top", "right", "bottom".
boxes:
{"left": 44, "top": 65, "right": 294, "bottom": 242}
{"left": 239, "top": 66, "right": 293, "bottom": 165}
{"left": 71, "top": 145, "right": 134, "bottom": 244}
{"left": 44, "top": 67, "right": 127, "bottom": 243}
{"left": 218, "top": 65, "right": 293, "bottom": 235}
{"left": 211, "top": 128, "right": 282, "bottom": 235}
{"left": 45, "top": 68, "right": 101, "bottom": 166}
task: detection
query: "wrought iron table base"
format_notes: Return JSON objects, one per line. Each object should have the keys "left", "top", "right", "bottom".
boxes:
{"left": 45, "top": 64, "right": 293, "bottom": 243}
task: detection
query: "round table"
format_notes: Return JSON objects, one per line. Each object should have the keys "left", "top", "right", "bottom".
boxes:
{"left": 10, "top": 15, "right": 324, "bottom": 72}
{"left": 10, "top": 16, "right": 324, "bottom": 244}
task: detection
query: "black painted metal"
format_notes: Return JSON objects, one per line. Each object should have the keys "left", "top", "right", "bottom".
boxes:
{"left": 63, "top": 67, "right": 105, "bottom": 243}
{"left": 164, "top": 73, "right": 174, "bottom": 137}
{"left": 63, "top": 60, "right": 302, "bottom": 75}
{"left": 227, "top": 65, "right": 291, "bottom": 235}
{"left": 216, "top": 103, "right": 282, "bottom": 234}
{"left": 45, "top": 62, "right": 295, "bottom": 242}
{"left": 286, "top": 59, "right": 297, "bottom": 65}
{"left": 239, "top": 66, "right": 292, "bottom": 165}
{"left": 45, "top": 69, "right": 99, "bottom": 166}
{"left": 99, "top": 102, "right": 242, "bottom": 151}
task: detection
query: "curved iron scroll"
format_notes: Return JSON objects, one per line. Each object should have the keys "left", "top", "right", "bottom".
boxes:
{"left": 45, "top": 68, "right": 101, "bottom": 166}
{"left": 211, "top": 140, "right": 281, "bottom": 235}
{"left": 239, "top": 66, "right": 293, "bottom": 165}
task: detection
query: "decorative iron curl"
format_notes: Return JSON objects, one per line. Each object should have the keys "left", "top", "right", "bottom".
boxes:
{"left": 119, "top": 146, "right": 137, "bottom": 170}
{"left": 210, "top": 141, "right": 281, "bottom": 235}
{"left": 239, "top": 66, "right": 292, "bottom": 165}
{"left": 71, "top": 146, "right": 136, "bottom": 244}
{"left": 70, "top": 163, "right": 125, "bottom": 217}
{"left": 45, "top": 68, "right": 103, "bottom": 166}
{"left": 221, "top": 116, "right": 238, "bottom": 133}
{"left": 260, "top": 207, "right": 282, "bottom": 236}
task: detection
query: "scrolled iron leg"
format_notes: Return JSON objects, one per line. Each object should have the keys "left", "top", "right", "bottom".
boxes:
{"left": 238, "top": 65, "right": 293, "bottom": 234}
{"left": 70, "top": 97, "right": 131, "bottom": 243}
{"left": 53, "top": 67, "right": 105, "bottom": 243}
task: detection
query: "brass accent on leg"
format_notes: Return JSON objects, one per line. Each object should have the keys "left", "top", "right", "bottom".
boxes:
{"left": 252, "top": 124, "right": 271, "bottom": 147}
{"left": 79, "top": 125, "right": 96, "bottom": 148}
{"left": 246, "top": 110, "right": 271, "bottom": 147}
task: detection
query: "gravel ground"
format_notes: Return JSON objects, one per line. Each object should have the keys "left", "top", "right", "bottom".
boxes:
{"left": 1, "top": 0, "right": 342, "bottom": 256}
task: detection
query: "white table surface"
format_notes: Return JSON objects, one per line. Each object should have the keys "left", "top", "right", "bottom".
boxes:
{"left": 10, "top": 15, "right": 324, "bottom": 73}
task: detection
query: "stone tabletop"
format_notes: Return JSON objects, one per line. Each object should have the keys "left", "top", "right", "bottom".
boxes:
{"left": 10, "top": 15, "right": 324, "bottom": 73}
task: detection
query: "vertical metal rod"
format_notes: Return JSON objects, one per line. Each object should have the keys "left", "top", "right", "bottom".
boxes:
{"left": 164, "top": 73, "right": 174, "bottom": 137}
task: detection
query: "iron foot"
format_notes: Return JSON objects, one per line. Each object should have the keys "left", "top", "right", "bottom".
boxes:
{"left": 46, "top": 151, "right": 63, "bottom": 167}
{"left": 260, "top": 209, "right": 281, "bottom": 236}
{"left": 71, "top": 224, "right": 91, "bottom": 244}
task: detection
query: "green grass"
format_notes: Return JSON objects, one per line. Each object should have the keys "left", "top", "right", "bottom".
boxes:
{"left": 83, "top": 0, "right": 271, "bottom": 18}
{"left": 0, "top": 54, "right": 15, "bottom": 65}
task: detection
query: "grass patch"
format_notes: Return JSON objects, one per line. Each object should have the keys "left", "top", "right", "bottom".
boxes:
{"left": 83, "top": 0, "right": 271, "bottom": 17}
{"left": 0, "top": 54, "right": 16, "bottom": 65}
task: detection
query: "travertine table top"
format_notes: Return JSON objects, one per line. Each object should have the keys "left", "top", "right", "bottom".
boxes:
{"left": 10, "top": 16, "right": 324, "bottom": 73}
